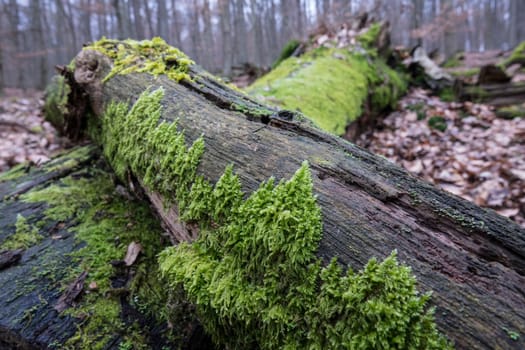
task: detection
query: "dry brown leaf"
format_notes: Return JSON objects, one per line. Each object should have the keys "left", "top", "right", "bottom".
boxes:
{"left": 124, "top": 241, "right": 143, "bottom": 266}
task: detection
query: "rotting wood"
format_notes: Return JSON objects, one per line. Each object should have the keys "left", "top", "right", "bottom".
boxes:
{"left": 42, "top": 41, "right": 525, "bottom": 349}
{"left": 0, "top": 146, "right": 210, "bottom": 349}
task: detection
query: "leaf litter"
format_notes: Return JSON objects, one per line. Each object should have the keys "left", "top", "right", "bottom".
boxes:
{"left": 358, "top": 88, "right": 525, "bottom": 227}
{"left": 0, "top": 89, "right": 68, "bottom": 172}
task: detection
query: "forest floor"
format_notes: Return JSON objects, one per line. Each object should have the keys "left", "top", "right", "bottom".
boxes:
{"left": 0, "top": 86, "right": 523, "bottom": 228}
{"left": 0, "top": 89, "right": 68, "bottom": 172}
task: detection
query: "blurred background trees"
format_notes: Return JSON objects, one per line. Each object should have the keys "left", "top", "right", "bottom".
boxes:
{"left": 0, "top": 0, "right": 524, "bottom": 90}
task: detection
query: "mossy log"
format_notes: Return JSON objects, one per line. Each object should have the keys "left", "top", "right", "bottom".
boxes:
{"left": 40, "top": 40, "right": 525, "bottom": 349}
{"left": 0, "top": 146, "right": 211, "bottom": 349}
{"left": 455, "top": 79, "right": 525, "bottom": 106}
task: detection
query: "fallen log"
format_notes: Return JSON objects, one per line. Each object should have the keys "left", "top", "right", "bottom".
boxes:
{"left": 0, "top": 146, "right": 210, "bottom": 349}
{"left": 39, "top": 37, "right": 525, "bottom": 349}
{"left": 455, "top": 80, "right": 525, "bottom": 106}
{"left": 247, "top": 20, "right": 407, "bottom": 141}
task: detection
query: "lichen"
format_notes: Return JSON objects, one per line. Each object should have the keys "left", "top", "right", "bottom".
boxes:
{"left": 85, "top": 37, "right": 194, "bottom": 83}
{"left": 247, "top": 47, "right": 406, "bottom": 135}
{"left": 0, "top": 214, "right": 41, "bottom": 250}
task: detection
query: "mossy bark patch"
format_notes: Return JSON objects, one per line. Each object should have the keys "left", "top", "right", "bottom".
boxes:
{"left": 248, "top": 47, "right": 407, "bottom": 135}
{"left": 98, "top": 89, "right": 449, "bottom": 349}
{"left": 0, "top": 146, "right": 188, "bottom": 349}
{"left": 85, "top": 37, "right": 194, "bottom": 83}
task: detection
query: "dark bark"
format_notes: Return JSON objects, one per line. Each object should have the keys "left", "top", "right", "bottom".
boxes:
{"left": 50, "top": 44, "right": 525, "bottom": 349}
{"left": 455, "top": 80, "right": 525, "bottom": 106}
{"left": 0, "top": 146, "right": 209, "bottom": 349}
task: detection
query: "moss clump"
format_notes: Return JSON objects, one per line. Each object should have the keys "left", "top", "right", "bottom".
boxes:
{"left": 0, "top": 214, "right": 41, "bottom": 250}
{"left": 159, "top": 163, "right": 450, "bottom": 349}
{"left": 248, "top": 47, "right": 406, "bottom": 135}
{"left": 0, "top": 163, "right": 27, "bottom": 183}
{"left": 85, "top": 37, "right": 194, "bottom": 82}
{"left": 439, "top": 87, "right": 456, "bottom": 102}
{"left": 356, "top": 22, "right": 382, "bottom": 49}
{"left": 495, "top": 105, "right": 525, "bottom": 119}
{"left": 272, "top": 39, "right": 301, "bottom": 69}
{"left": 503, "top": 41, "right": 525, "bottom": 67}
{"left": 442, "top": 53, "right": 464, "bottom": 68}
{"left": 428, "top": 116, "right": 447, "bottom": 132}
{"left": 44, "top": 75, "right": 71, "bottom": 131}
{"left": 449, "top": 68, "right": 480, "bottom": 79}
{"left": 97, "top": 88, "right": 204, "bottom": 211}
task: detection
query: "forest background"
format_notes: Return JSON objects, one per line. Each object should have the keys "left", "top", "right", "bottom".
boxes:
{"left": 1, "top": 0, "right": 525, "bottom": 91}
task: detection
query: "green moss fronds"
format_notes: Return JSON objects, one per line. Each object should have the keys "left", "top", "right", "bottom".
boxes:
{"left": 86, "top": 37, "right": 194, "bottom": 82}
{"left": 356, "top": 22, "right": 382, "bottom": 49}
{"left": 100, "top": 88, "right": 204, "bottom": 211}
{"left": 158, "top": 163, "right": 450, "bottom": 349}
{"left": 94, "top": 88, "right": 449, "bottom": 349}
{"left": 21, "top": 169, "right": 172, "bottom": 349}
{"left": 0, "top": 214, "right": 41, "bottom": 250}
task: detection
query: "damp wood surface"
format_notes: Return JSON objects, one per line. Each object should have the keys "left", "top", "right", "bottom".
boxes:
{"left": 0, "top": 146, "right": 202, "bottom": 349}
{"left": 30, "top": 44, "right": 525, "bottom": 349}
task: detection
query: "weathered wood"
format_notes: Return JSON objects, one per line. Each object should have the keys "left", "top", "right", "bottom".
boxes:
{"left": 51, "top": 42, "right": 525, "bottom": 349}
{"left": 0, "top": 146, "right": 209, "bottom": 349}
{"left": 455, "top": 79, "right": 525, "bottom": 106}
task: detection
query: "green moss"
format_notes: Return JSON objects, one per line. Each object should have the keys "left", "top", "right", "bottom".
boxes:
{"left": 272, "top": 39, "right": 301, "bottom": 69}
{"left": 248, "top": 47, "right": 406, "bottom": 135}
{"left": 0, "top": 163, "right": 27, "bottom": 182}
{"left": 85, "top": 37, "right": 194, "bottom": 82}
{"left": 159, "top": 164, "right": 450, "bottom": 349}
{"left": 407, "top": 102, "right": 426, "bottom": 120}
{"left": 428, "top": 116, "right": 447, "bottom": 132}
{"left": 356, "top": 22, "right": 382, "bottom": 50}
{"left": 442, "top": 53, "right": 464, "bottom": 68}
{"left": 91, "top": 88, "right": 450, "bottom": 349}
{"left": 495, "top": 105, "right": 525, "bottom": 119}
{"left": 21, "top": 168, "right": 173, "bottom": 349}
{"left": 449, "top": 68, "right": 479, "bottom": 79}
{"left": 503, "top": 41, "right": 525, "bottom": 66}
{"left": 439, "top": 87, "right": 456, "bottom": 102}
{"left": 44, "top": 75, "right": 71, "bottom": 131}
{"left": 0, "top": 214, "right": 41, "bottom": 250}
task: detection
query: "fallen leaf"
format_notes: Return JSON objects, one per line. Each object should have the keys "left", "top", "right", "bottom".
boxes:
{"left": 124, "top": 241, "right": 143, "bottom": 266}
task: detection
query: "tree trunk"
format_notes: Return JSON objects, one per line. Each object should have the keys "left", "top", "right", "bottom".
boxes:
{"left": 44, "top": 40, "right": 525, "bottom": 349}
{"left": 0, "top": 146, "right": 211, "bottom": 349}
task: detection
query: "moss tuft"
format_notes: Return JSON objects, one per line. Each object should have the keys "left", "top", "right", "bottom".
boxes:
{"left": 159, "top": 163, "right": 451, "bottom": 349}
{"left": 356, "top": 22, "right": 382, "bottom": 49}
{"left": 495, "top": 105, "right": 525, "bottom": 119}
{"left": 21, "top": 168, "right": 173, "bottom": 349}
{"left": 85, "top": 37, "right": 194, "bottom": 82}
{"left": 503, "top": 41, "right": 525, "bottom": 67}
{"left": 428, "top": 116, "right": 447, "bottom": 132}
{"left": 0, "top": 214, "right": 41, "bottom": 250}
{"left": 272, "top": 39, "right": 301, "bottom": 69}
